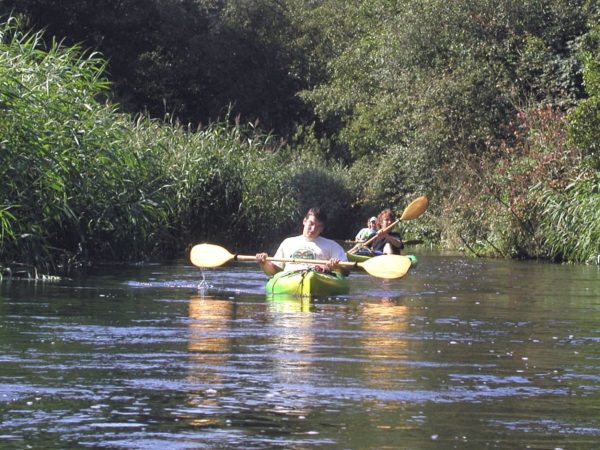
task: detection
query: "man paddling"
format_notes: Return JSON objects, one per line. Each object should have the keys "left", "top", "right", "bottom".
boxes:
{"left": 256, "top": 207, "right": 349, "bottom": 277}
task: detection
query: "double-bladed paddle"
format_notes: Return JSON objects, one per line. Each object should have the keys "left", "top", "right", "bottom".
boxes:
{"left": 190, "top": 243, "right": 413, "bottom": 279}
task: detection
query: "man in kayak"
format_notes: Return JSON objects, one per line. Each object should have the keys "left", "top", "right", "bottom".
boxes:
{"left": 354, "top": 216, "right": 378, "bottom": 242}
{"left": 256, "top": 207, "right": 349, "bottom": 277}
{"left": 370, "top": 208, "right": 404, "bottom": 255}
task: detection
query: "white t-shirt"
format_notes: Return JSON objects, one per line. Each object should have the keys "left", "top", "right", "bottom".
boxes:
{"left": 273, "top": 235, "right": 347, "bottom": 271}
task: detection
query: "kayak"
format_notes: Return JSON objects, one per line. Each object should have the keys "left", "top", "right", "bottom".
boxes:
{"left": 266, "top": 269, "right": 350, "bottom": 297}
{"left": 347, "top": 250, "right": 418, "bottom": 267}
{"left": 346, "top": 251, "right": 373, "bottom": 263}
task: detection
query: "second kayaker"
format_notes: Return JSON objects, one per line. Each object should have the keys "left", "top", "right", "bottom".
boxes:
{"left": 370, "top": 208, "right": 404, "bottom": 255}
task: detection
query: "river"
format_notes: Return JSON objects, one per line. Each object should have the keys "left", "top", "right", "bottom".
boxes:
{"left": 1, "top": 250, "right": 599, "bottom": 449}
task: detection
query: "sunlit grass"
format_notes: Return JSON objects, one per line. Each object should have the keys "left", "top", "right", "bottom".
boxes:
{"left": 535, "top": 166, "right": 600, "bottom": 264}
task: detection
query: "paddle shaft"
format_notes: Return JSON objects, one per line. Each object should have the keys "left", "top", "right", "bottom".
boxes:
{"left": 189, "top": 243, "right": 413, "bottom": 279}
{"left": 231, "top": 254, "right": 362, "bottom": 269}
{"left": 345, "top": 238, "right": 423, "bottom": 246}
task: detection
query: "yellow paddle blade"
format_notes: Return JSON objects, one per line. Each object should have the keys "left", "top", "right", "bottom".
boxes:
{"left": 399, "top": 196, "right": 429, "bottom": 221}
{"left": 359, "top": 254, "right": 413, "bottom": 279}
{"left": 190, "top": 243, "right": 236, "bottom": 268}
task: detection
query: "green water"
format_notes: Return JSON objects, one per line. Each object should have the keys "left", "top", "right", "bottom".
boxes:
{"left": 1, "top": 252, "right": 599, "bottom": 448}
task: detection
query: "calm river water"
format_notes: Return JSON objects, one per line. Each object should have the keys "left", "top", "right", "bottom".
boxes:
{"left": 1, "top": 251, "right": 599, "bottom": 449}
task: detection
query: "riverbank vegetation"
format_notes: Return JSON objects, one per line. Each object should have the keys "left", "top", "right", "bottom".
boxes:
{"left": 1, "top": 0, "right": 598, "bottom": 271}
{"left": 0, "top": 19, "right": 355, "bottom": 270}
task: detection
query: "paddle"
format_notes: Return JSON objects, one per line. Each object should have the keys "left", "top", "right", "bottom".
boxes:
{"left": 190, "top": 243, "right": 413, "bottom": 279}
{"left": 344, "top": 238, "right": 424, "bottom": 246}
{"left": 350, "top": 196, "right": 429, "bottom": 253}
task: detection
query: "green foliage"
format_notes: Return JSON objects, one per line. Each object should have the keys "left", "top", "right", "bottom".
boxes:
{"left": 534, "top": 167, "right": 600, "bottom": 263}
{"left": 294, "top": 0, "right": 596, "bottom": 261}
{"left": 299, "top": 0, "right": 591, "bottom": 195}
{"left": 349, "top": 146, "right": 426, "bottom": 210}
{"left": 0, "top": 19, "right": 167, "bottom": 267}
{"left": 158, "top": 118, "right": 298, "bottom": 252}
{"left": 440, "top": 105, "right": 590, "bottom": 261}
{"left": 283, "top": 152, "right": 355, "bottom": 240}
{"left": 567, "top": 25, "right": 600, "bottom": 166}
{"left": 1, "top": 0, "right": 599, "bottom": 267}
{"left": 0, "top": 18, "right": 354, "bottom": 270}
{"left": 529, "top": 23, "right": 600, "bottom": 263}
{"left": 0, "top": 0, "right": 312, "bottom": 135}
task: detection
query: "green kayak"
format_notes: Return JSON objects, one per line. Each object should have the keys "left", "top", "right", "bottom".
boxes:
{"left": 347, "top": 250, "right": 418, "bottom": 267}
{"left": 266, "top": 269, "right": 350, "bottom": 297}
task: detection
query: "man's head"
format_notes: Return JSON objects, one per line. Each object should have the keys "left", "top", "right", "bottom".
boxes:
{"left": 303, "top": 207, "right": 326, "bottom": 240}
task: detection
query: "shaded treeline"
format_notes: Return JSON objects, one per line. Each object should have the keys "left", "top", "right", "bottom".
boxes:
{"left": 0, "top": 0, "right": 312, "bottom": 135}
{"left": 1, "top": 0, "right": 599, "bottom": 269}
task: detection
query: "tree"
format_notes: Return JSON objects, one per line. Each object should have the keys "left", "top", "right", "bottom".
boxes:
{"left": 0, "top": 0, "right": 314, "bottom": 134}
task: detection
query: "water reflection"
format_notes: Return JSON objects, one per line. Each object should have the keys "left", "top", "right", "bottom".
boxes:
{"left": 265, "top": 295, "right": 311, "bottom": 313}
{"left": 264, "top": 295, "right": 316, "bottom": 389}
{"left": 357, "top": 298, "right": 410, "bottom": 390}
{"left": 185, "top": 295, "right": 233, "bottom": 427}
{"left": 185, "top": 293, "right": 322, "bottom": 438}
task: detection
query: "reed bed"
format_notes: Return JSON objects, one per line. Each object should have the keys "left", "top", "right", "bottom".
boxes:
{"left": 0, "top": 19, "right": 353, "bottom": 271}
{"left": 534, "top": 168, "right": 600, "bottom": 264}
